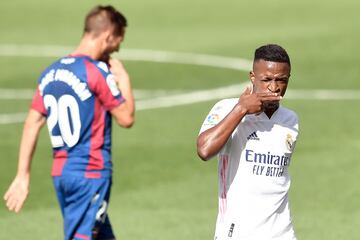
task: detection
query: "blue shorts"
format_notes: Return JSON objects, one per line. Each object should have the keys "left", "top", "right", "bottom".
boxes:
{"left": 53, "top": 176, "right": 115, "bottom": 240}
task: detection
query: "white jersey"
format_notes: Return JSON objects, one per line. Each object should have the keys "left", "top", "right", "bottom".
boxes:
{"left": 200, "top": 98, "right": 299, "bottom": 240}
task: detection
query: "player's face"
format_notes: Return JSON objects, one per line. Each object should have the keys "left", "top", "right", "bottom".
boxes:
{"left": 100, "top": 32, "right": 124, "bottom": 63}
{"left": 104, "top": 34, "right": 123, "bottom": 54}
{"left": 250, "top": 60, "right": 290, "bottom": 109}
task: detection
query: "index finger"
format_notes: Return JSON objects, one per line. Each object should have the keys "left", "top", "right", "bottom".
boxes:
{"left": 4, "top": 191, "right": 10, "bottom": 201}
{"left": 257, "top": 94, "right": 282, "bottom": 101}
{"left": 256, "top": 92, "right": 280, "bottom": 97}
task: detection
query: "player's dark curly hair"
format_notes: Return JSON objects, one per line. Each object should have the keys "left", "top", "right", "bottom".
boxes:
{"left": 84, "top": 5, "right": 127, "bottom": 37}
{"left": 254, "top": 44, "right": 291, "bottom": 67}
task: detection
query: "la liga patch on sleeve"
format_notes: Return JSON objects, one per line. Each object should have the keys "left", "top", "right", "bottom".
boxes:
{"left": 106, "top": 74, "right": 120, "bottom": 96}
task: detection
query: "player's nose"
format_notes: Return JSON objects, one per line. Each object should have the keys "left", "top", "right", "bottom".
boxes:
{"left": 267, "top": 80, "right": 280, "bottom": 93}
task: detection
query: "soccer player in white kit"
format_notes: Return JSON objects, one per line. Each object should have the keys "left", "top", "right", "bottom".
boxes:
{"left": 197, "top": 44, "right": 298, "bottom": 240}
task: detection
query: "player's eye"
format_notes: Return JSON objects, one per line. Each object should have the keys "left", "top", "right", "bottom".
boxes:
{"left": 261, "top": 79, "right": 272, "bottom": 82}
{"left": 276, "top": 78, "right": 288, "bottom": 84}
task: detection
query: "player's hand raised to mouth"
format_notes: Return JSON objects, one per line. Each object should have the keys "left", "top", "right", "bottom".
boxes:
{"left": 239, "top": 87, "right": 282, "bottom": 114}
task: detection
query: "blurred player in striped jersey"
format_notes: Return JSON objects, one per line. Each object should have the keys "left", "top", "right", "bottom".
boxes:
{"left": 4, "top": 5, "right": 135, "bottom": 240}
{"left": 197, "top": 44, "right": 298, "bottom": 240}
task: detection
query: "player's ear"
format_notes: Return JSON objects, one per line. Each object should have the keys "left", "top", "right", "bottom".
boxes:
{"left": 105, "top": 31, "right": 112, "bottom": 43}
{"left": 250, "top": 71, "right": 255, "bottom": 84}
{"left": 99, "top": 28, "right": 112, "bottom": 42}
{"left": 98, "top": 29, "right": 110, "bottom": 39}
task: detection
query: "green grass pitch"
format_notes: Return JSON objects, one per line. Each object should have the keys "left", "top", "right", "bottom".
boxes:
{"left": 1, "top": 0, "right": 360, "bottom": 239}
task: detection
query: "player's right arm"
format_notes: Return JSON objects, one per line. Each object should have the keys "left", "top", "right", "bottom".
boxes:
{"left": 197, "top": 87, "right": 281, "bottom": 161}
{"left": 3, "top": 109, "right": 46, "bottom": 213}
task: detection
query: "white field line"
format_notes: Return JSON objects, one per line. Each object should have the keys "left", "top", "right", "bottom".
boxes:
{"left": 2, "top": 87, "right": 360, "bottom": 101}
{"left": 136, "top": 88, "right": 360, "bottom": 111}
{"left": 0, "top": 44, "right": 252, "bottom": 71}
{"left": 0, "top": 44, "right": 251, "bottom": 124}
{"left": 0, "top": 89, "right": 35, "bottom": 99}
{"left": 136, "top": 83, "right": 248, "bottom": 110}
{"left": 286, "top": 89, "right": 360, "bottom": 100}
{"left": 0, "top": 88, "right": 185, "bottom": 100}
{"left": 0, "top": 113, "right": 28, "bottom": 125}
{"left": 2, "top": 86, "right": 360, "bottom": 124}
{"left": 0, "top": 84, "right": 247, "bottom": 124}
{"left": 0, "top": 44, "right": 359, "bottom": 124}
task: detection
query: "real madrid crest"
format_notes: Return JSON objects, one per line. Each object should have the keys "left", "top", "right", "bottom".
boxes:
{"left": 285, "top": 134, "right": 294, "bottom": 151}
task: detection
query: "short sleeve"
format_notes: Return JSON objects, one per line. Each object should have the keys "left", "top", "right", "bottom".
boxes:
{"left": 199, "top": 98, "right": 237, "bottom": 134}
{"left": 85, "top": 60, "right": 125, "bottom": 111}
{"left": 31, "top": 88, "right": 47, "bottom": 115}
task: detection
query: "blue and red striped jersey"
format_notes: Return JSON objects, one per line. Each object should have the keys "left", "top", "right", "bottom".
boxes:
{"left": 31, "top": 55, "right": 125, "bottom": 179}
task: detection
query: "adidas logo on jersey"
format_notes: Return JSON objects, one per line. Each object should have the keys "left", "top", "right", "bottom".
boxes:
{"left": 247, "top": 131, "right": 260, "bottom": 140}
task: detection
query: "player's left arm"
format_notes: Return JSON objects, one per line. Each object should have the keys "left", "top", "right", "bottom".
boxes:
{"left": 3, "top": 109, "right": 46, "bottom": 213}
{"left": 108, "top": 58, "right": 135, "bottom": 128}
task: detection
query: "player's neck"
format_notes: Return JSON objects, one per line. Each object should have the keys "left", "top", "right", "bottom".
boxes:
{"left": 264, "top": 106, "right": 279, "bottom": 119}
{"left": 72, "top": 37, "right": 103, "bottom": 60}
